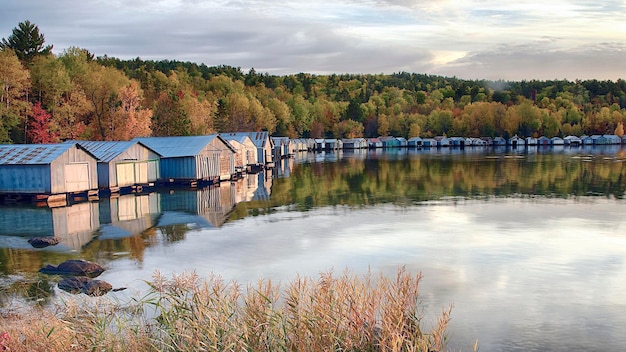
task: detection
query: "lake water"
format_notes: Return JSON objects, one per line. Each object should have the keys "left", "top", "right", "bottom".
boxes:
{"left": 2, "top": 145, "right": 626, "bottom": 351}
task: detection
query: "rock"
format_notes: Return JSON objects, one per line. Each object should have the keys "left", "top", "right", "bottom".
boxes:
{"left": 28, "top": 236, "right": 60, "bottom": 248}
{"left": 82, "top": 280, "right": 113, "bottom": 296}
{"left": 39, "top": 259, "right": 105, "bottom": 278}
{"left": 57, "top": 277, "right": 113, "bottom": 296}
{"left": 58, "top": 277, "right": 91, "bottom": 294}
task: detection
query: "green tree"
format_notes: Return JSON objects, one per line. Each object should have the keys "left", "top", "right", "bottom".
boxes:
{"left": 29, "top": 54, "right": 71, "bottom": 111}
{"left": 0, "top": 48, "right": 30, "bottom": 143}
{"left": 80, "top": 64, "right": 130, "bottom": 140}
{"left": 152, "top": 91, "right": 190, "bottom": 136}
{"left": 1, "top": 20, "right": 52, "bottom": 63}
{"left": 343, "top": 98, "right": 365, "bottom": 123}
{"left": 213, "top": 98, "right": 229, "bottom": 132}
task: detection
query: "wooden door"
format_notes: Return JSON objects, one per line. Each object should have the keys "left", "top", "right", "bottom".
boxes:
{"left": 65, "top": 163, "right": 90, "bottom": 192}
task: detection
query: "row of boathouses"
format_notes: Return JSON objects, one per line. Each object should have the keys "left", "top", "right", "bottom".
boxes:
{"left": 288, "top": 134, "right": 626, "bottom": 151}
{"left": 0, "top": 132, "right": 277, "bottom": 206}
{"left": 2, "top": 132, "right": 625, "bottom": 205}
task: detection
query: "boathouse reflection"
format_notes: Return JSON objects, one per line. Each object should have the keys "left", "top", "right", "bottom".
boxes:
{"left": 0, "top": 202, "right": 100, "bottom": 250}
{"left": 0, "top": 170, "right": 276, "bottom": 254}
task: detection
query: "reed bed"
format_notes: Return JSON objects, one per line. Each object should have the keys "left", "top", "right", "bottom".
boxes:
{"left": 0, "top": 267, "right": 454, "bottom": 351}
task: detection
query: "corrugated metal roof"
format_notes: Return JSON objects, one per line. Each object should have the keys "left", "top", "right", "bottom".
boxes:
{"left": 134, "top": 135, "right": 219, "bottom": 158}
{"left": 221, "top": 132, "right": 270, "bottom": 148}
{"left": 71, "top": 140, "right": 138, "bottom": 162}
{"left": 0, "top": 143, "right": 76, "bottom": 165}
{"left": 222, "top": 134, "right": 251, "bottom": 145}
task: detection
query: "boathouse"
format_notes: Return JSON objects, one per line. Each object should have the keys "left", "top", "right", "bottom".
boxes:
{"left": 525, "top": 137, "right": 538, "bottom": 146}
{"left": 563, "top": 135, "right": 581, "bottom": 146}
{"left": 537, "top": 136, "right": 551, "bottom": 146}
{"left": 551, "top": 137, "right": 564, "bottom": 145}
{"left": 381, "top": 136, "right": 402, "bottom": 148}
{"left": 291, "top": 138, "right": 311, "bottom": 151}
{"left": 221, "top": 132, "right": 274, "bottom": 168}
{"left": 508, "top": 135, "right": 525, "bottom": 147}
{"left": 271, "top": 137, "right": 293, "bottom": 159}
{"left": 580, "top": 135, "right": 594, "bottom": 145}
{"left": 434, "top": 136, "right": 450, "bottom": 147}
{"left": 603, "top": 134, "right": 621, "bottom": 144}
{"left": 342, "top": 138, "right": 368, "bottom": 149}
{"left": 222, "top": 134, "right": 258, "bottom": 172}
{"left": 407, "top": 137, "right": 423, "bottom": 148}
{"left": 449, "top": 137, "right": 466, "bottom": 147}
{"left": 493, "top": 137, "right": 506, "bottom": 146}
{"left": 72, "top": 140, "right": 160, "bottom": 193}
{"left": 0, "top": 143, "right": 98, "bottom": 203}
{"left": 421, "top": 138, "right": 438, "bottom": 148}
{"left": 135, "top": 135, "right": 236, "bottom": 185}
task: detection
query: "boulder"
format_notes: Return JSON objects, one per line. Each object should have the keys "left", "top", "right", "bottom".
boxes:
{"left": 82, "top": 280, "right": 113, "bottom": 296}
{"left": 28, "top": 236, "right": 60, "bottom": 248}
{"left": 39, "top": 259, "right": 105, "bottom": 278}
{"left": 57, "top": 277, "right": 113, "bottom": 296}
{"left": 58, "top": 277, "right": 91, "bottom": 294}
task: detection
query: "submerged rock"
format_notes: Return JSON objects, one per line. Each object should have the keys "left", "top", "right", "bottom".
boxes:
{"left": 28, "top": 236, "right": 60, "bottom": 248}
{"left": 82, "top": 280, "right": 113, "bottom": 296}
{"left": 57, "top": 277, "right": 113, "bottom": 296}
{"left": 39, "top": 259, "right": 105, "bottom": 278}
{"left": 57, "top": 276, "right": 91, "bottom": 294}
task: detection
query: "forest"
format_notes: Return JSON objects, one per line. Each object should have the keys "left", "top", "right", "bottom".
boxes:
{"left": 2, "top": 20, "right": 626, "bottom": 145}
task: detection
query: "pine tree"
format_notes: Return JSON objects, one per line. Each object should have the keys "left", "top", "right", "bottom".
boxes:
{"left": 213, "top": 98, "right": 229, "bottom": 132}
{"left": 1, "top": 20, "right": 53, "bottom": 63}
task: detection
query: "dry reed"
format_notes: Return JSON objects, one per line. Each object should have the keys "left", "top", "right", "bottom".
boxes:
{"left": 0, "top": 267, "right": 454, "bottom": 352}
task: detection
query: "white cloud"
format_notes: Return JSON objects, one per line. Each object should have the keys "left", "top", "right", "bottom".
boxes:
{"left": 1, "top": 0, "right": 625, "bottom": 79}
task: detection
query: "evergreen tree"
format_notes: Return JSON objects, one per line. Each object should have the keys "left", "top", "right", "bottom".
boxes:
{"left": 213, "top": 98, "right": 229, "bottom": 132}
{"left": 1, "top": 20, "right": 53, "bottom": 63}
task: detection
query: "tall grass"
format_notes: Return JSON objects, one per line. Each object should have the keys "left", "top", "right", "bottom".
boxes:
{"left": 0, "top": 267, "right": 455, "bottom": 351}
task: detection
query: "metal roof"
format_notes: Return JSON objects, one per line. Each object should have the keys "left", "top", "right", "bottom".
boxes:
{"left": 134, "top": 135, "right": 221, "bottom": 158}
{"left": 0, "top": 143, "right": 77, "bottom": 165}
{"left": 71, "top": 140, "right": 141, "bottom": 162}
{"left": 222, "top": 134, "right": 252, "bottom": 145}
{"left": 220, "top": 132, "right": 271, "bottom": 148}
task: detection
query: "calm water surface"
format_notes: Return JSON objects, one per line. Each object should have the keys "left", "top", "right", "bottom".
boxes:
{"left": 2, "top": 146, "right": 626, "bottom": 351}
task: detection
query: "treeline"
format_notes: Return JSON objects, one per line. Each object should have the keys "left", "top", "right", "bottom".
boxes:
{"left": 2, "top": 21, "right": 626, "bottom": 144}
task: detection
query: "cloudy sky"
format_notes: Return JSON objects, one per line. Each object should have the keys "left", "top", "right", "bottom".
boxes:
{"left": 2, "top": 0, "right": 625, "bottom": 81}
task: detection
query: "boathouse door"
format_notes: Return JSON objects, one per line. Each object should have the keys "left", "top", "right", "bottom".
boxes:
{"left": 116, "top": 162, "right": 136, "bottom": 187}
{"left": 65, "top": 163, "right": 90, "bottom": 192}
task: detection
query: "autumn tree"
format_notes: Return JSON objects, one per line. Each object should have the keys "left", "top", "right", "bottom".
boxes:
{"left": 53, "top": 86, "right": 89, "bottom": 140}
{"left": 80, "top": 64, "right": 130, "bottom": 140}
{"left": 0, "top": 21, "right": 52, "bottom": 64}
{"left": 224, "top": 92, "right": 253, "bottom": 131}
{"left": 113, "top": 81, "right": 152, "bottom": 139}
{"left": 185, "top": 96, "right": 215, "bottom": 135}
{"left": 0, "top": 48, "right": 30, "bottom": 143}
{"left": 28, "top": 101, "right": 58, "bottom": 143}
{"left": 334, "top": 119, "right": 364, "bottom": 138}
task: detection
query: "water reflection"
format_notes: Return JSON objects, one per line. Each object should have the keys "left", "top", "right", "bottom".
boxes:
{"left": 2, "top": 147, "right": 626, "bottom": 351}
{"left": 0, "top": 202, "right": 100, "bottom": 250}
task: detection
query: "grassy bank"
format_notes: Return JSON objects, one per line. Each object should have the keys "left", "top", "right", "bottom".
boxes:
{"left": 1, "top": 268, "right": 454, "bottom": 351}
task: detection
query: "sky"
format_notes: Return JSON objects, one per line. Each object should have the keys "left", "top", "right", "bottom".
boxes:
{"left": 1, "top": 0, "right": 626, "bottom": 81}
